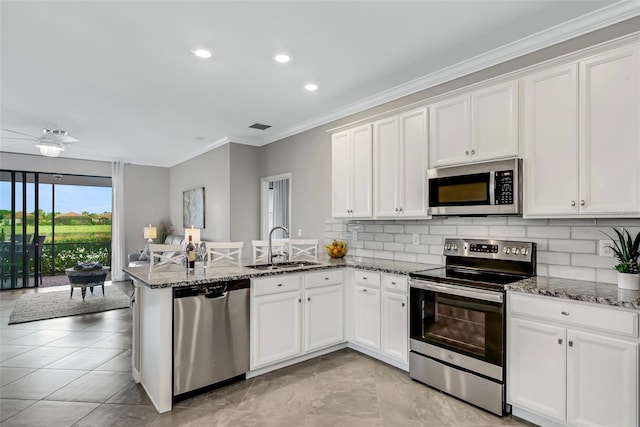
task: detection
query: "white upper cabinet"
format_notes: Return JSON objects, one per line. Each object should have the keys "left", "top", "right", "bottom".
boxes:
{"left": 524, "top": 42, "right": 640, "bottom": 217}
{"left": 374, "top": 107, "right": 429, "bottom": 218}
{"left": 430, "top": 80, "right": 518, "bottom": 168}
{"left": 331, "top": 124, "right": 373, "bottom": 218}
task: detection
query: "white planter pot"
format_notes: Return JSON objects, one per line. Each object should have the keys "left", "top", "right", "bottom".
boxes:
{"left": 617, "top": 272, "right": 640, "bottom": 291}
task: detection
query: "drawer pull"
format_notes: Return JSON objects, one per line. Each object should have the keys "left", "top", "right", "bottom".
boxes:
{"left": 324, "top": 277, "right": 329, "bottom": 280}
{"left": 363, "top": 288, "right": 368, "bottom": 292}
{"left": 568, "top": 340, "right": 573, "bottom": 347}
{"left": 558, "top": 338, "right": 563, "bottom": 345}
{"left": 401, "top": 302, "right": 405, "bottom": 307}
{"left": 561, "top": 311, "right": 569, "bottom": 316}
{"left": 277, "top": 284, "right": 283, "bottom": 287}
{"left": 391, "top": 282, "right": 397, "bottom": 285}
{"left": 298, "top": 298, "right": 301, "bottom": 303}
{"left": 362, "top": 277, "right": 367, "bottom": 280}
{"left": 307, "top": 297, "right": 311, "bottom": 301}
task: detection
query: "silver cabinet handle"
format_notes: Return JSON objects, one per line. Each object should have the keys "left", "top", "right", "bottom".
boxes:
{"left": 391, "top": 282, "right": 396, "bottom": 285}
{"left": 307, "top": 297, "right": 311, "bottom": 301}
{"left": 399, "top": 207, "right": 403, "bottom": 212}
{"left": 571, "top": 201, "right": 576, "bottom": 207}
{"left": 580, "top": 200, "right": 585, "bottom": 206}
{"left": 561, "top": 311, "right": 569, "bottom": 316}
{"left": 394, "top": 207, "right": 399, "bottom": 212}
{"left": 558, "top": 338, "right": 563, "bottom": 345}
{"left": 277, "top": 284, "right": 283, "bottom": 287}
{"left": 362, "top": 277, "right": 367, "bottom": 280}
{"left": 568, "top": 340, "right": 573, "bottom": 347}
{"left": 324, "top": 277, "right": 329, "bottom": 281}
{"left": 362, "top": 288, "right": 367, "bottom": 292}
{"left": 471, "top": 149, "right": 475, "bottom": 155}
{"left": 298, "top": 298, "right": 301, "bottom": 303}
{"left": 401, "top": 302, "right": 405, "bottom": 307}
{"left": 465, "top": 150, "right": 470, "bottom": 155}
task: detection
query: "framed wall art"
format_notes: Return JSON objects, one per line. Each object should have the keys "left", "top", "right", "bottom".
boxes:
{"left": 183, "top": 187, "right": 205, "bottom": 229}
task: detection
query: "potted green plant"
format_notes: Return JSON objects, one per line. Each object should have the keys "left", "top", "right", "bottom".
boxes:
{"left": 604, "top": 227, "right": 640, "bottom": 290}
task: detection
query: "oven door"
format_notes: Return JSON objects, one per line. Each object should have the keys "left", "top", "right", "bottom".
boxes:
{"left": 410, "top": 280, "right": 504, "bottom": 369}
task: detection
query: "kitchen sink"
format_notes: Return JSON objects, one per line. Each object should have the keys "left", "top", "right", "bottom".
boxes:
{"left": 246, "top": 261, "right": 321, "bottom": 270}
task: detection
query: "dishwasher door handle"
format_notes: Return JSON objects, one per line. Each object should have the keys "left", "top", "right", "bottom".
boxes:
{"left": 204, "top": 292, "right": 227, "bottom": 299}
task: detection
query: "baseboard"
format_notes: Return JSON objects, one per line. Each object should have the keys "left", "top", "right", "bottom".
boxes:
{"left": 247, "top": 343, "right": 348, "bottom": 378}
{"left": 348, "top": 342, "right": 409, "bottom": 371}
{"left": 132, "top": 366, "right": 141, "bottom": 383}
{"left": 512, "top": 406, "right": 567, "bottom": 427}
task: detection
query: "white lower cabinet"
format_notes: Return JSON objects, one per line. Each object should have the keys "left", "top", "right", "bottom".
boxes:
{"left": 381, "top": 278, "right": 408, "bottom": 362}
{"left": 351, "top": 270, "right": 409, "bottom": 366}
{"left": 508, "top": 292, "right": 639, "bottom": 427}
{"left": 251, "top": 270, "right": 345, "bottom": 370}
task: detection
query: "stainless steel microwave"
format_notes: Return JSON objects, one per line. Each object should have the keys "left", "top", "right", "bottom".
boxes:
{"left": 427, "top": 158, "right": 522, "bottom": 216}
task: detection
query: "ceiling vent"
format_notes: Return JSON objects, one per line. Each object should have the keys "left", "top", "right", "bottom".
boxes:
{"left": 249, "top": 123, "right": 271, "bottom": 130}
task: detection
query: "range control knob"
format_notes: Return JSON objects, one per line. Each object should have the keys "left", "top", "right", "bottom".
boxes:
{"left": 521, "top": 248, "right": 528, "bottom": 255}
{"left": 452, "top": 244, "right": 458, "bottom": 251}
{"left": 445, "top": 244, "right": 451, "bottom": 250}
{"left": 513, "top": 248, "right": 520, "bottom": 255}
{"left": 503, "top": 247, "right": 510, "bottom": 254}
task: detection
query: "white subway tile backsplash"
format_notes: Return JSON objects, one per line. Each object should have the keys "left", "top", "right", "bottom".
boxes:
{"left": 547, "top": 265, "right": 596, "bottom": 282}
{"left": 527, "top": 226, "right": 570, "bottom": 239}
{"left": 395, "top": 234, "right": 413, "bottom": 244}
{"left": 384, "top": 225, "right": 405, "bottom": 233}
{"left": 374, "top": 233, "right": 394, "bottom": 242}
{"left": 430, "top": 225, "right": 457, "bottom": 235}
{"left": 365, "top": 241, "right": 384, "bottom": 250}
{"left": 548, "top": 239, "right": 596, "bottom": 254}
{"left": 596, "top": 268, "right": 618, "bottom": 285}
{"left": 384, "top": 242, "right": 405, "bottom": 252}
{"left": 472, "top": 217, "right": 508, "bottom": 225}
{"left": 405, "top": 225, "right": 430, "bottom": 234}
{"left": 488, "top": 226, "right": 526, "bottom": 238}
{"left": 457, "top": 226, "right": 489, "bottom": 237}
{"left": 394, "top": 252, "right": 418, "bottom": 263}
{"left": 325, "top": 217, "right": 636, "bottom": 285}
{"left": 571, "top": 253, "right": 617, "bottom": 269}
{"left": 537, "top": 251, "right": 571, "bottom": 265}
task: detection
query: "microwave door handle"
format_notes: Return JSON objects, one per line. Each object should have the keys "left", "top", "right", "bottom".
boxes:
{"left": 489, "top": 171, "right": 496, "bottom": 205}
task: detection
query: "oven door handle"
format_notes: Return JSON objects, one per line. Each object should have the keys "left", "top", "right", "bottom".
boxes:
{"left": 410, "top": 280, "right": 503, "bottom": 303}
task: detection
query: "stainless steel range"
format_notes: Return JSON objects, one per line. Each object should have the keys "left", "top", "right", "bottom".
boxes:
{"left": 408, "top": 238, "right": 536, "bottom": 416}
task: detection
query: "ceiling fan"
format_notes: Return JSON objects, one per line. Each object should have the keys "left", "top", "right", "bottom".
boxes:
{"left": 1, "top": 127, "right": 78, "bottom": 157}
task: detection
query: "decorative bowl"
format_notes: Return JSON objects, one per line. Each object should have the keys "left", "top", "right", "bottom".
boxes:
{"left": 326, "top": 240, "right": 348, "bottom": 258}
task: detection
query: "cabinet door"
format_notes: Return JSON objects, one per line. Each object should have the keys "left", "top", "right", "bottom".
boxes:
{"left": 304, "top": 284, "right": 344, "bottom": 352}
{"left": 429, "top": 94, "right": 471, "bottom": 167}
{"left": 332, "top": 131, "right": 351, "bottom": 218}
{"left": 353, "top": 285, "right": 380, "bottom": 350}
{"left": 523, "top": 64, "right": 579, "bottom": 217}
{"left": 566, "top": 330, "right": 638, "bottom": 427}
{"left": 398, "top": 108, "right": 429, "bottom": 217}
{"left": 579, "top": 43, "right": 640, "bottom": 216}
{"left": 351, "top": 124, "right": 373, "bottom": 218}
{"left": 471, "top": 80, "right": 518, "bottom": 162}
{"left": 373, "top": 116, "right": 400, "bottom": 217}
{"left": 381, "top": 290, "right": 408, "bottom": 362}
{"left": 251, "top": 291, "right": 302, "bottom": 369}
{"left": 508, "top": 317, "right": 566, "bottom": 422}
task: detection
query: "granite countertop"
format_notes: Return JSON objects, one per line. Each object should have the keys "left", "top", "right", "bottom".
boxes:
{"left": 123, "top": 257, "right": 442, "bottom": 289}
{"left": 506, "top": 276, "right": 640, "bottom": 310}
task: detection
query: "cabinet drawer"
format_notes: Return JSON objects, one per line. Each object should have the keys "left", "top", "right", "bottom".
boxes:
{"left": 510, "top": 293, "right": 639, "bottom": 338}
{"left": 252, "top": 274, "right": 301, "bottom": 296}
{"left": 354, "top": 270, "right": 381, "bottom": 288}
{"left": 305, "top": 269, "right": 343, "bottom": 289}
{"left": 382, "top": 274, "right": 408, "bottom": 293}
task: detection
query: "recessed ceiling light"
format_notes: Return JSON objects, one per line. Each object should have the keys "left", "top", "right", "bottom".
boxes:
{"left": 305, "top": 83, "right": 318, "bottom": 92}
{"left": 191, "top": 48, "right": 212, "bottom": 59}
{"left": 274, "top": 54, "right": 292, "bottom": 63}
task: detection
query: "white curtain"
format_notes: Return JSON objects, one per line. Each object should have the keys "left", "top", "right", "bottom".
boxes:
{"left": 111, "top": 161, "right": 126, "bottom": 281}
{"left": 271, "top": 178, "right": 289, "bottom": 239}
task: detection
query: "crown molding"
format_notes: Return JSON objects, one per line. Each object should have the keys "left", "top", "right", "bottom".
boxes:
{"left": 263, "top": 1, "right": 640, "bottom": 144}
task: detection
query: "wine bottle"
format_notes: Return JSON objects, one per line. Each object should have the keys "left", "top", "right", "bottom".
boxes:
{"left": 186, "top": 235, "right": 196, "bottom": 270}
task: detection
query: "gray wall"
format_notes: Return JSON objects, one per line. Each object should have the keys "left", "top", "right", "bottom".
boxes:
{"left": 169, "top": 144, "right": 231, "bottom": 242}
{"left": 230, "top": 143, "right": 260, "bottom": 254}
{"left": 123, "top": 164, "right": 170, "bottom": 258}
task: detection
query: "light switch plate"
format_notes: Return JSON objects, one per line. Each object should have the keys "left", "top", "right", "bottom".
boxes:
{"left": 353, "top": 231, "right": 358, "bottom": 241}
{"left": 412, "top": 233, "right": 420, "bottom": 245}
{"left": 599, "top": 239, "right": 614, "bottom": 257}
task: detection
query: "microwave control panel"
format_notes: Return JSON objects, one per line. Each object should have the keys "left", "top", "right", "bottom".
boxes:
{"left": 495, "top": 170, "right": 514, "bottom": 205}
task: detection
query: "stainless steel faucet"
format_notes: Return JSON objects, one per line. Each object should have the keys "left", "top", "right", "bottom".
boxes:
{"left": 268, "top": 226, "right": 289, "bottom": 264}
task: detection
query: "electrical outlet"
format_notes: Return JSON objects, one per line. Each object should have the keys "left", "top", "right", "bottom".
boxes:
{"left": 353, "top": 231, "right": 358, "bottom": 241}
{"left": 599, "top": 239, "right": 614, "bottom": 257}
{"left": 297, "top": 229, "right": 302, "bottom": 237}
{"left": 412, "top": 233, "right": 420, "bottom": 246}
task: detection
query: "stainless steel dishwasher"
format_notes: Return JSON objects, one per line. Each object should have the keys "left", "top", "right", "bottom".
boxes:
{"left": 173, "top": 279, "right": 250, "bottom": 397}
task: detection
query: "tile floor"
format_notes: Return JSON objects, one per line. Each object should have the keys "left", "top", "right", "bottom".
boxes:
{"left": 0, "top": 282, "right": 533, "bottom": 426}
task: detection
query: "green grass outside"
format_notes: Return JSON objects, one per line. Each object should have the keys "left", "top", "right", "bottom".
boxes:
{"left": 0, "top": 224, "right": 111, "bottom": 242}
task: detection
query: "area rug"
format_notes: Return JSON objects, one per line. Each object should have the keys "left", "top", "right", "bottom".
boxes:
{"left": 8, "top": 286, "right": 131, "bottom": 324}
